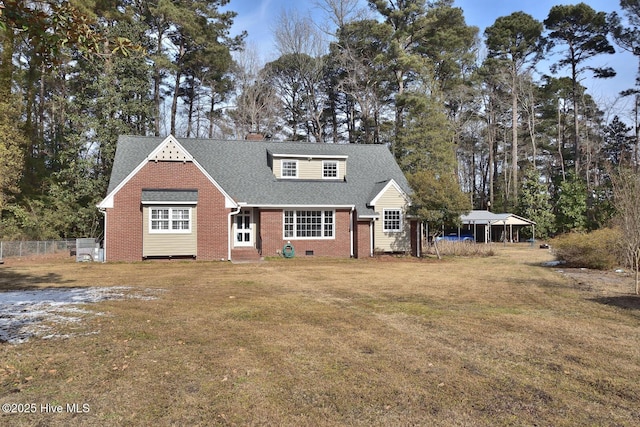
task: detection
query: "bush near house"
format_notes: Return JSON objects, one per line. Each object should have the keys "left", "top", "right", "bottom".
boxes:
{"left": 550, "top": 228, "right": 621, "bottom": 270}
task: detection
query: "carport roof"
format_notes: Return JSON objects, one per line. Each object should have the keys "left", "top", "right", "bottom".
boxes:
{"left": 461, "top": 210, "right": 536, "bottom": 226}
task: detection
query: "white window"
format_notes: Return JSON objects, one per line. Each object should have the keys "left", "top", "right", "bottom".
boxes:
{"left": 281, "top": 160, "right": 298, "bottom": 178}
{"left": 383, "top": 209, "right": 402, "bottom": 232}
{"left": 323, "top": 161, "right": 338, "bottom": 178}
{"left": 150, "top": 207, "right": 192, "bottom": 233}
{"left": 283, "top": 210, "right": 334, "bottom": 239}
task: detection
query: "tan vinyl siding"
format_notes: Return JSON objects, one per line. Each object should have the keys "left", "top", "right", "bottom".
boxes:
{"left": 143, "top": 206, "right": 197, "bottom": 257}
{"left": 373, "top": 187, "right": 410, "bottom": 252}
{"left": 273, "top": 157, "right": 346, "bottom": 180}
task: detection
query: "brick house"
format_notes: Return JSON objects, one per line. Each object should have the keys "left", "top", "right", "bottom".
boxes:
{"left": 97, "top": 135, "right": 417, "bottom": 262}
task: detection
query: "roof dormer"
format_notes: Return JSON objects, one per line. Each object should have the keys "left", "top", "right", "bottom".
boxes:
{"left": 268, "top": 151, "right": 348, "bottom": 181}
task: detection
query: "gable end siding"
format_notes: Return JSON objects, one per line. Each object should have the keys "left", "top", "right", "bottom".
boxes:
{"left": 373, "top": 186, "right": 411, "bottom": 253}
{"left": 105, "top": 161, "right": 229, "bottom": 261}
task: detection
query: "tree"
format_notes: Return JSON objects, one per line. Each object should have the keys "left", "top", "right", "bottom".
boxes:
{"left": 602, "top": 115, "right": 634, "bottom": 166}
{"left": 610, "top": 0, "right": 640, "bottom": 170}
{"left": 544, "top": 3, "right": 616, "bottom": 175}
{"left": 0, "top": 97, "right": 25, "bottom": 217}
{"left": 555, "top": 175, "right": 587, "bottom": 233}
{"left": 517, "top": 168, "right": 555, "bottom": 239}
{"left": 485, "top": 12, "right": 542, "bottom": 207}
{"left": 230, "top": 47, "right": 281, "bottom": 138}
{"left": 401, "top": 80, "right": 471, "bottom": 234}
{"left": 612, "top": 169, "right": 640, "bottom": 295}
{"left": 408, "top": 170, "right": 471, "bottom": 235}
{"left": 330, "top": 19, "right": 393, "bottom": 144}
{"left": 610, "top": 168, "right": 640, "bottom": 294}
{"left": 368, "top": 0, "right": 476, "bottom": 157}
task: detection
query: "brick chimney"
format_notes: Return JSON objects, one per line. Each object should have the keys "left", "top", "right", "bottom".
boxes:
{"left": 245, "top": 132, "right": 264, "bottom": 141}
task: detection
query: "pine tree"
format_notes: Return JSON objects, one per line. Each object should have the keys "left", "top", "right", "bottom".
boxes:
{"left": 517, "top": 168, "right": 555, "bottom": 239}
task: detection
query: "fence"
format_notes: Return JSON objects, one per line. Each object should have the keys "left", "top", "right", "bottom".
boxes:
{"left": 0, "top": 239, "right": 76, "bottom": 259}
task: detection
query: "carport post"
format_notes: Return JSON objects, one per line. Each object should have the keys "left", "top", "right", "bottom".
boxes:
{"left": 532, "top": 224, "right": 536, "bottom": 247}
{"left": 503, "top": 222, "right": 507, "bottom": 246}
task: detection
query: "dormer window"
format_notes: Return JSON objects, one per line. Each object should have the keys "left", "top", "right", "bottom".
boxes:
{"left": 323, "top": 160, "right": 338, "bottom": 179}
{"left": 281, "top": 160, "right": 298, "bottom": 178}
{"left": 269, "top": 151, "right": 347, "bottom": 180}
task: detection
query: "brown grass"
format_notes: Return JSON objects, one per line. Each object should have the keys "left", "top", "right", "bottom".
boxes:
{"left": 1, "top": 245, "right": 639, "bottom": 426}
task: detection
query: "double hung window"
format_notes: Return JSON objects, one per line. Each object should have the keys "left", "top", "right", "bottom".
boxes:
{"left": 150, "top": 207, "right": 192, "bottom": 233}
{"left": 281, "top": 160, "right": 298, "bottom": 178}
{"left": 383, "top": 209, "right": 402, "bottom": 232}
{"left": 322, "top": 161, "right": 338, "bottom": 178}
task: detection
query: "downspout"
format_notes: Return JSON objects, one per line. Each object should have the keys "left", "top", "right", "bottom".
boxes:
{"left": 370, "top": 219, "right": 375, "bottom": 257}
{"left": 99, "top": 208, "right": 107, "bottom": 262}
{"left": 228, "top": 206, "right": 241, "bottom": 261}
{"left": 350, "top": 207, "right": 354, "bottom": 258}
{"left": 416, "top": 221, "right": 421, "bottom": 258}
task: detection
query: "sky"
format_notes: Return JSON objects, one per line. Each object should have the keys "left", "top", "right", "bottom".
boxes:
{"left": 223, "top": 0, "right": 637, "bottom": 122}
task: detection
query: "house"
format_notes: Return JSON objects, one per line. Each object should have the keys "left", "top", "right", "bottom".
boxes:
{"left": 97, "top": 135, "right": 417, "bottom": 262}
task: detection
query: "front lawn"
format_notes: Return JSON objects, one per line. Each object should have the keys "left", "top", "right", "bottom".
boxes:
{"left": 1, "top": 246, "right": 639, "bottom": 426}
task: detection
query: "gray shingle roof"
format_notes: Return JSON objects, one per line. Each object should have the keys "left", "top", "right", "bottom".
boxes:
{"left": 106, "top": 136, "right": 411, "bottom": 216}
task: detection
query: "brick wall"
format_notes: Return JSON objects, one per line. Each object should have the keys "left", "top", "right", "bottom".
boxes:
{"left": 355, "top": 219, "right": 372, "bottom": 258}
{"left": 259, "top": 209, "right": 352, "bottom": 257}
{"left": 105, "top": 161, "right": 230, "bottom": 261}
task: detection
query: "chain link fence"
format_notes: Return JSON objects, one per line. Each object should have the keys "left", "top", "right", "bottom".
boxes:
{"left": 0, "top": 239, "right": 76, "bottom": 259}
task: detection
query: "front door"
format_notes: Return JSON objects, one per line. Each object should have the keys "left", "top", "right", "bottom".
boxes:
{"left": 234, "top": 209, "right": 253, "bottom": 247}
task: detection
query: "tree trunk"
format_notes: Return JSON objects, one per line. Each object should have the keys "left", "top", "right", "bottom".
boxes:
{"left": 572, "top": 59, "right": 580, "bottom": 175}
{"left": 153, "top": 29, "right": 163, "bottom": 137}
{"left": 511, "top": 72, "right": 518, "bottom": 206}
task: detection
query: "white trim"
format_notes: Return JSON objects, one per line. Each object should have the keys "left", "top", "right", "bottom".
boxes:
{"left": 382, "top": 208, "right": 403, "bottom": 233}
{"left": 282, "top": 209, "right": 335, "bottom": 240}
{"left": 280, "top": 159, "right": 299, "bottom": 179}
{"left": 141, "top": 201, "right": 197, "bottom": 205}
{"left": 97, "top": 135, "right": 237, "bottom": 210}
{"left": 322, "top": 160, "right": 339, "bottom": 179}
{"left": 228, "top": 206, "right": 241, "bottom": 261}
{"left": 358, "top": 213, "right": 379, "bottom": 219}
{"left": 369, "top": 179, "right": 411, "bottom": 206}
{"left": 233, "top": 208, "right": 254, "bottom": 247}
{"left": 100, "top": 209, "right": 107, "bottom": 262}
{"left": 240, "top": 204, "right": 355, "bottom": 209}
{"left": 271, "top": 153, "right": 348, "bottom": 160}
{"left": 148, "top": 207, "right": 193, "bottom": 234}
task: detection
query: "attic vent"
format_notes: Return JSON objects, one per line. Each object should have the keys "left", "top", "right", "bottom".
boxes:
{"left": 151, "top": 141, "right": 191, "bottom": 162}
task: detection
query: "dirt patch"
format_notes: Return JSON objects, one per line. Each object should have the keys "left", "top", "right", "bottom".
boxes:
{"left": 552, "top": 267, "right": 640, "bottom": 311}
{"left": 556, "top": 267, "right": 636, "bottom": 296}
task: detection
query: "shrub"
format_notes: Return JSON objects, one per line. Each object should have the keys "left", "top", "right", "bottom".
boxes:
{"left": 428, "top": 241, "right": 495, "bottom": 258}
{"left": 550, "top": 228, "right": 621, "bottom": 270}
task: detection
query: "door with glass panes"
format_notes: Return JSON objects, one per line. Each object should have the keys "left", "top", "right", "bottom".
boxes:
{"left": 234, "top": 209, "right": 253, "bottom": 247}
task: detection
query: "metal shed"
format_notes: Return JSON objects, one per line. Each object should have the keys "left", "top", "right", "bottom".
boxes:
{"left": 460, "top": 210, "right": 536, "bottom": 243}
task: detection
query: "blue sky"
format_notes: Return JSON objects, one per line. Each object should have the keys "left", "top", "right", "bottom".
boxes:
{"left": 224, "top": 0, "right": 636, "bottom": 121}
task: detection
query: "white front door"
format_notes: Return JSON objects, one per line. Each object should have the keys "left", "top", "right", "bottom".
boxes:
{"left": 234, "top": 209, "right": 253, "bottom": 247}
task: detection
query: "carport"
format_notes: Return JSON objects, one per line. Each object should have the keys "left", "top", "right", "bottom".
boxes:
{"left": 459, "top": 210, "right": 536, "bottom": 243}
